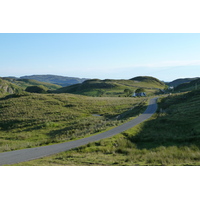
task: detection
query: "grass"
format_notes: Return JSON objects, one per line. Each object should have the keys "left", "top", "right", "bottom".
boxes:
{"left": 14, "top": 89, "right": 200, "bottom": 166}
{"left": 3, "top": 77, "right": 62, "bottom": 90}
{"left": 0, "top": 78, "right": 23, "bottom": 95}
{"left": 0, "top": 92, "right": 147, "bottom": 153}
{"left": 54, "top": 78, "right": 165, "bottom": 97}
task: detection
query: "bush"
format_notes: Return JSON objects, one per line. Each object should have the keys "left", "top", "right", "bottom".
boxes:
{"left": 25, "top": 85, "right": 48, "bottom": 93}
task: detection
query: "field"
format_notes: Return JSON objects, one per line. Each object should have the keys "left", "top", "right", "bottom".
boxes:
{"left": 0, "top": 92, "right": 147, "bottom": 153}
{"left": 14, "top": 89, "right": 200, "bottom": 166}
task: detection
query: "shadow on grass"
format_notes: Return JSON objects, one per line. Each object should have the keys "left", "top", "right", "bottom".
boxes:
{"left": 46, "top": 103, "right": 148, "bottom": 140}
{"left": 123, "top": 92, "right": 200, "bottom": 150}
{"left": 0, "top": 119, "right": 37, "bottom": 130}
{"left": 124, "top": 117, "right": 200, "bottom": 150}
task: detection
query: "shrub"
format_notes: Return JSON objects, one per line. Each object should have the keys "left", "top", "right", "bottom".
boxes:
{"left": 25, "top": 85, "right": 48, "bottom": 93}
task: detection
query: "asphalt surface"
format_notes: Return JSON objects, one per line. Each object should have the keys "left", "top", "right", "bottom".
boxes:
{"left": 0, "top": 97, "right": 158, "bottom": 166}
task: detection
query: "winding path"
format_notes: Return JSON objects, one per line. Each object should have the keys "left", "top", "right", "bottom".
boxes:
{"left": 0, "top": 97, "right": 158, "bottom": 165}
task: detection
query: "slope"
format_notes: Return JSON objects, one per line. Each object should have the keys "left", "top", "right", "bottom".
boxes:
{"left": 17, "top": 89, "right": 200, "bottom": 166}
{"left": 0, "top": 78, "right": 23, "bottom": 95}
{"left": 20, "top": 75, "right": 88, "bottom": 87}
{"left": 175, "top": 78, "right": 200, "bottom": 92}
{"left": 167, "top": 77, "right": 199, "bottom": 87}
{"left": 3, "top": 77, "right": 62, "bottom": 90}
{"left": 0, "top": 92, "right": 147, "bottom": 153}
{"left": 54, "top": 76, "right": 166, "bottom": 97}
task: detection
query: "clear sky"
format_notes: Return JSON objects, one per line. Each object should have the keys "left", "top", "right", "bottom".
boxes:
{"left": 1, "top": 33, "right": 200, "bottom": 82}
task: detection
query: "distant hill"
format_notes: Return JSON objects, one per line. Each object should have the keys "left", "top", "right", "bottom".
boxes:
{"left": 130, "top": 76, "right": 166, "bottom": 87}
{"left": 167, "top": 78, "right": 199, "bottom": 87}
{"left": 175, "top": 78, "right": 200, "bottom": 92}
{"left": 3, "top": 77, "right": 61, "bottom": 90}
{"left": 54, "top": 76, "right": 166, "bottom": 97}
{"left": 0, "top": 78, "right": 23, "bottom": 95}
{"left": 20, "top": 75, "right": 88, "bottom": 87}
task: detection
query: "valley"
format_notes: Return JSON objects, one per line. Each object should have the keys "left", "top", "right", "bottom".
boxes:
{"left": 0, "top": 74, "right": 200, "bottom": 165}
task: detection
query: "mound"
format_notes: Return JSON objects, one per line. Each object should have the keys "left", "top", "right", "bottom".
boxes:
{"left": 130, "top": 76, "right": 165, "bottom": 86}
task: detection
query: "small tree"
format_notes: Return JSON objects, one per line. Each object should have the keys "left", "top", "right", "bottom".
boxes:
{"left": 25, "top": 85, "right": 48, "bottom": 93}
{"left": 135, "top": 88, "right": 145, "bottom": 93}
{"left": 124, "top": 88, "right": 133, "bottom": 97}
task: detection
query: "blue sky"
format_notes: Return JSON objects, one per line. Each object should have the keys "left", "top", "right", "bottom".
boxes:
{"left": 1, "top": 33, "right": 200, "bottom": 81}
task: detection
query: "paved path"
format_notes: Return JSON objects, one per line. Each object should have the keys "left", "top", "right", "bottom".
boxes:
{"left": 0, "top": 97, "right": 158, "bottom": 165}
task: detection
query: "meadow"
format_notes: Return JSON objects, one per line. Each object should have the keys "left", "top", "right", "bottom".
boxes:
{"left": 14, "top": 89, "right": 200, "bottom": 166}
{"left": 0, "top": 92, "right": 147, "bottom": 153}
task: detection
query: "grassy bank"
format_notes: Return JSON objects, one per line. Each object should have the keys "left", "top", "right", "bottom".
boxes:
{"left": 15, "top": 90, "right": 200, "bottom": 166}
{"left": 0, "top": 92, "right": 147, "bottom": 152}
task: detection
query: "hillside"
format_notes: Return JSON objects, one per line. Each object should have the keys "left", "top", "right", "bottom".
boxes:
{"left": 20, "top": 75, "right": 88, "bottom": 87}
{"left": 0, "top": 92, "right": 146, "bottom": 153}
{"left": 175, "top": 78, "right": 200, "bottom": 92}
{"left": 17, "top": 89, "right": 200, "bottom": 166}
{"left": 54, "top": 76, "right": 166, "bottom": 97}
{"left": 0, "top": 78, "right": 23, "bottom": 95}
{"left": 130, "top": 76, "right": 165, "bottom": 87}
{"left": 167, "top": 78, "right": 199, "bottom": 87}
{"left": 3, "top": 77, "right": 61, "bottom": 90}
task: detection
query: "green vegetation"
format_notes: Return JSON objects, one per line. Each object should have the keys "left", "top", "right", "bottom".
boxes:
{"left": 135, "top": 88, "right": 145, "bottom": 93}
{"left": 15, "top": 89, "right": 200, "bottom": 166}
{"left": 0, "top": 92, "right": 147, "bottom": 153}
{"left": 54, "top": 76, "right": 165, "bottom": 97}
{"left": 130, "top": 76, "right": 165, "bottom": 87}
{"left": 3, "top": 77, "right": 61, "bottom": 90}
{"left": 20, "top": 75, "right": 88, "bottom": 87}
{"left": 25, "top": 85, "right": 48, "bottom": 93}
{"left": 124, "top": 88, "right": 133, "bottom": 97}
{"left": 0, "top": 78, "right": 23, "bottom": 95}
{"left": 167, "top": 77, "right": 199, "bottom": 87}
{"left": 175, "top": 78, "right": 200, "bottom": 92}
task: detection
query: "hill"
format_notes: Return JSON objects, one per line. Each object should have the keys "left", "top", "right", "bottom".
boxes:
{"left": 130, "top": 76, "right": 166, "bottom": 87}
{"left": 20, "top": 75, "right": 88, "bottom": 87}
{"left": 175, "top": 78, "right": 200, "bottom": 92}
{"left": 54, "top": 76, "right": 166, "bottom": 97}
{"left": 0, "top": 78, "right": 23, "bottom": 95}
{"left": 3, "top": 77, "right": 61, "bottom": 91}
{"left": 167, "top": 78, "right": 199, "bottom": 87}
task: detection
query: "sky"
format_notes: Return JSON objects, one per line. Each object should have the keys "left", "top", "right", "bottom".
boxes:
{"left": 1, "top": 33, "right": 200, "bottom": 81}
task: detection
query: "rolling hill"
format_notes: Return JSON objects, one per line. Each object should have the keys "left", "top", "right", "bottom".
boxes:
{"left": 175, "top": 78, "right": 200, "bottom": 92}
{"left": 20, "top": 75, "right": 88, "bottom": 87}
{"left": 167, "top": 78, "right": 199, "bottom": 87}
{"left": 3, "top": 77, "right": 62, "bottom": 91}
{"left": 54, "top": 76, "right": 166, "bottom": 97}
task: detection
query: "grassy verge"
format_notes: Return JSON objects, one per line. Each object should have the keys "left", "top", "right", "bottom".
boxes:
{"left": 14, "top": 90, "right": 200, "bottom": 166}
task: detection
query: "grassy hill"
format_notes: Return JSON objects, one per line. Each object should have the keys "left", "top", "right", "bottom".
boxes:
{"left": 0, "top": 78, "right": 23, "bottom": 95}
{"left": 20, "top": 75, "right": 88, "bottom": 87}
{"left": 3, "top": 77, "right": 61, "bottom": 91}
{"left": 175, "top": 78, "right": 200, "bottom": 92}
{"left": 0, "top": 92, "right": 147, "bottom": 153}
{"left": 54, "top": 76, "right": 166, "bottom": 97}
{"left": 167, "top": 78, "right": 199, "bottom": 87}
{"left": 130, "top": 76, "right": 165, "bottom": 87}
{"left": 16, "top": 89, "right": 200, "bottom": 166}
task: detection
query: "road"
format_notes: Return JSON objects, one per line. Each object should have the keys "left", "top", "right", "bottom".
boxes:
{"left": 0, "top": 97, "right": 158, "bottom": 166}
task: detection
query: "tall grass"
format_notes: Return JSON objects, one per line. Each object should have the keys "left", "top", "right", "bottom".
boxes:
{"left": 14, "top": 89, "right": 200, "bottom": 166}
{"left": 0, "top": 92, "right": 147, "bottom": 152}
